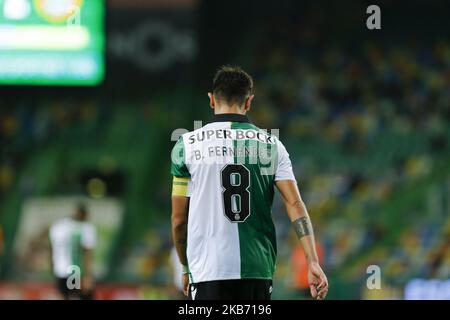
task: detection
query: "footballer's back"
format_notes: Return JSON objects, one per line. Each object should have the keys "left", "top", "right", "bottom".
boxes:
{"left": 171, "top": 113, "right": 295, "bottom": 283}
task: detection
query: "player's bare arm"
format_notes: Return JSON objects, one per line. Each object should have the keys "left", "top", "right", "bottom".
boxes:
{"left": 171, "top": 191, "right": 190, "bottom": 296}
{"left": 276, "top": 179, "right": 328, "bottom": 300}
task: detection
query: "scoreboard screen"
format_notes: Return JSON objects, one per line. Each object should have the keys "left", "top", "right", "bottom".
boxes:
{"left": 0, "top": 0, "right": 104, "bottom": 86}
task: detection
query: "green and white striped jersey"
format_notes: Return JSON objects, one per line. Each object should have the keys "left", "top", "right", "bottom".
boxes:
{"left": 171, "top": 113, "right": 296, "bottom": 283}
{"left": 49, "top": 218, "right": 96, "bottom": 278}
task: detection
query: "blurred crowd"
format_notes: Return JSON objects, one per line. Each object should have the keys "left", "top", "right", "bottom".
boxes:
{"left": 114, "top": 35, "right": 450, "bottom": 298}
{"left": 241, "top": 18, "right": 450, "bottom": 298}
{"left": 1, "top": 18, "right": 450, "bottom": 299}
{"left": 0, "top": 100, "right": 108, "bottom": 198}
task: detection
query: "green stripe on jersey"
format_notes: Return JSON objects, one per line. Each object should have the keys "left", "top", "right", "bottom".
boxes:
{"left": 231, "top": 122, "right": 277, "bottom": 280}
{"left": 70, "top": 230, "right": 82, "bottom": 271}
{"left": 171, "top": 137, "right": 191, "bottom": 178}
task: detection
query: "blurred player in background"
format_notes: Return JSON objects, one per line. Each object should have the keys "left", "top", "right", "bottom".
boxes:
{"left": 171, "top": 66, "right": 328, "bottom": 300}
{"left": 49, "top": 203, "right": 96, "bottom": 300}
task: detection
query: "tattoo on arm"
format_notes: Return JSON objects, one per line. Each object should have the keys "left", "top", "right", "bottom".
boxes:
{"left": 293, "top": 217, "right": 312, "bottom": 239}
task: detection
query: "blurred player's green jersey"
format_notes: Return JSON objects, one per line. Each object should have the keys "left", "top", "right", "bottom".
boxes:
{"left": 171, "top": 114, "right": 296, "bottom": 283}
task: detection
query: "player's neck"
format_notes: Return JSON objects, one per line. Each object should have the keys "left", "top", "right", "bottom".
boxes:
{"left": 214, "top": 105, "right": 246, "bottom": 116}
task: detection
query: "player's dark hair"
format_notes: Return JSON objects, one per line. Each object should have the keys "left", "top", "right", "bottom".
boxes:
{"left": 77, "top": 203, "right": 87, "bottom": 213}
{"left": 75, "top": 203, "right": 88, "bottom": 221}
{"left": 212, "top": 66, "right": 254, "bottom": 107}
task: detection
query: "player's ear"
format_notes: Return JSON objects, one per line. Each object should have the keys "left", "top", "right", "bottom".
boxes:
{"left": 244, "top": 94, "right": 254, "bottom": 111}
{"left": 208, "top": 92, "right": 215, "bottom": 109}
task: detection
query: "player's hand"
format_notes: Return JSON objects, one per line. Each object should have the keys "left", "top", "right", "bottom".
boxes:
{"left": 308, "top": 261, "right": 328, "bottom": 300}
{"left": 182, "top": 273, "right": 190, "bottom": 297}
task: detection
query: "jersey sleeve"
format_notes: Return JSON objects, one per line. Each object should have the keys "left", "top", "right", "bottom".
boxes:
{"left": 275, "top": 139, "right": 297, "bottom": 182}
{"left": 81, "top": 224, "right": 96, "bottom": 250}
{"left": 171, "top": 137, "right": 191, "bottom": 178}
{"left": 171, "top": 137, "right": 192, "bottom": 197}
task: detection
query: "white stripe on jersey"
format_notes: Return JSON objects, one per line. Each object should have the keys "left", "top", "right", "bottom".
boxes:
{"left": 184, "top": 122, "right": 242, "bottom": 282}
